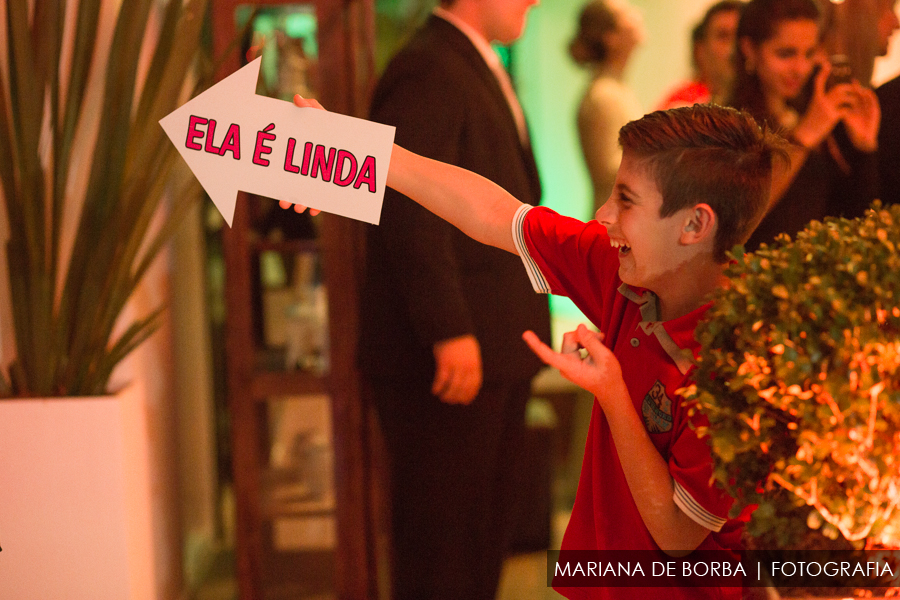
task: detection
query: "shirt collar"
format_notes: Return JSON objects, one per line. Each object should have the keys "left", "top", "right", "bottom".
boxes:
{"left": 433, "top": 7, "right": 503, "bottom": 73}
{"left": 616, "top": 283, "right": 708, "bottom": 375}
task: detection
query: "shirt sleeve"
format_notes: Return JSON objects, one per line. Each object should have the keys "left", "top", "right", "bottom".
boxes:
{"left": 512, "top": 205, "right": 621, "bottom": 311}
{"left": 512, "top": 205, "right": 553, "bottom": 294}
{"left": 668, "top": 396, "right": 734, "bottom": 532}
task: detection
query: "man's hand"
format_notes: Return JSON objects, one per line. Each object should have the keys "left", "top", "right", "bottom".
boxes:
{"left": 278, "top": 95, "right": 328, "bottom": 215}
{"left": 432, "top": 335, "right": 482, "bottom": 405}
{"left": 522, "top": 324, "right": 627, "bottom": 407}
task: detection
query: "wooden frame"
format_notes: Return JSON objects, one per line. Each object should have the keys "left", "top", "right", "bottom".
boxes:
{"left": 210, "top": 1, "right": 377, "bottom": 597}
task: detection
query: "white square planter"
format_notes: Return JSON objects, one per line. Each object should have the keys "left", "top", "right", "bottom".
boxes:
{"left": 0, "top": 390, "right": 153, "bottom": 600}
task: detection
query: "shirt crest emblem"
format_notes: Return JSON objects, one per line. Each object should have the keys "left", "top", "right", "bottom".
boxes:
{"left": 641, "top": 380, "right": 673, "bottom": 433}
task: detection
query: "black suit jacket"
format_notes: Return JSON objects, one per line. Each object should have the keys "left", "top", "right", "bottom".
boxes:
{"left": 877, "top": 75, "right": 900, "bottom": 207}
{"left": 359, "top": 15, "right": 551, "bottom": 386}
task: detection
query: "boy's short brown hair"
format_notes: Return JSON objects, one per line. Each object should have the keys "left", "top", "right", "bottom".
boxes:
{"left": 619, "top": 104, "right": 788, "bottom": 262}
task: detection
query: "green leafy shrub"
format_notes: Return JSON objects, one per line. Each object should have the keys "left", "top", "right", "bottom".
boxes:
{"left": 684, "top": 202, "right": 900, "bottom": 549}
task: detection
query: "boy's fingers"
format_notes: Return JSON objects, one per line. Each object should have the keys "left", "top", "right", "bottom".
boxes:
{"left": 523, "top": 331, "right": 582, "bottom": 378}
{"left": 524, "top": 328, "right": 601, "bottom": 371}
{"left": 522, "top": 330, "right": 558, "bottom": 366}
{"left": 560, "top": 330, "right": 581, "bottom": 355}
{"left": 576, "top": 324, "right": 606, "bottom": 356}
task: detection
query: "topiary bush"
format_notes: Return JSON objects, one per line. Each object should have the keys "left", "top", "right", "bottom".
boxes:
{"left": 684, "top": 202, "right": 900, "bottom": 550}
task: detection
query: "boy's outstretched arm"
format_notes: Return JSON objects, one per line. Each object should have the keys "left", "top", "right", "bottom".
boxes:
{"left": 287, "top": 95, "right": 523, "bottom": 253}
{"left": 523, "top": 326, "right": 712, "bottom": 556}
{"left": 386, "top": 145, "right": 522, "bottom": 254}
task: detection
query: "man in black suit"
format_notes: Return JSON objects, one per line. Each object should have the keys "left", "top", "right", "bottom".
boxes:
{"left": 360, "top": 0, "right": 550, "bottom": 597}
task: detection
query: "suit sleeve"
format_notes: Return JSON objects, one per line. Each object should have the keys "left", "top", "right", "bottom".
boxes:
{"left": 369, "top": 62, "right": 476, "bottom": 347}
{"left": 876, "top": 80, "right": 900, "bottom": 207}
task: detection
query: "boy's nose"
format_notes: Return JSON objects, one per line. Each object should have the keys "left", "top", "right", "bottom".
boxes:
{"left": 594, "top": 199, "right": 614, "bottom": 225}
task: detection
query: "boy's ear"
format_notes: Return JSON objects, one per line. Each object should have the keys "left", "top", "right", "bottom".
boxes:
{"left": 680, "top": 204, "right": 716, "bottom": 245}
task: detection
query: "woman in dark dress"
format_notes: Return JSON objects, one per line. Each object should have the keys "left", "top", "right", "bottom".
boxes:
{"left": 727, "top": 0, "right": 880, "bottom": 250}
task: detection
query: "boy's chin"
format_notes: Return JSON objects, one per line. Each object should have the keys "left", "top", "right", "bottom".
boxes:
{"left": 618, "top": 268, "right": 648, "bottom": 291}
{"left": 617, "top": 267, "right": 637, "bottom": 287}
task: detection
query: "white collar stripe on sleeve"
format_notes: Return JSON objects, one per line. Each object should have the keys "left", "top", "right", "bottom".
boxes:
{"left": 673, "top": 480, "right": 727, "bottom": 532}
{"left": 512, "top": 204, "right": 551, "bottom": 294}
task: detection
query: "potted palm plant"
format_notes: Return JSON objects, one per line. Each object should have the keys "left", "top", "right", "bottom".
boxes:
{"left": 0, "top": 1, "right": 208, "bottom": 597}
{"left": 684, "top": 203, "right": 900, "bottom": 597}
{"left": 1, "top": 0, "right": 208, "bottom": 397}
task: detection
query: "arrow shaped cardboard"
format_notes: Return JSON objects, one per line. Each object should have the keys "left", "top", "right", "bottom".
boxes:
{"left": 160, "top": 57, "right": 395, "bottom": 226}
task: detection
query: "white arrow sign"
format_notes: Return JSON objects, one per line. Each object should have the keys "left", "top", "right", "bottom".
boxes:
{"left": 159, "top": 57, "right": 395, "bottom": 226}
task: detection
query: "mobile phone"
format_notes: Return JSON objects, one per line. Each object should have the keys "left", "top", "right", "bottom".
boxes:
{"left": 826, "top": 55, "right": 853, "bottom": 88}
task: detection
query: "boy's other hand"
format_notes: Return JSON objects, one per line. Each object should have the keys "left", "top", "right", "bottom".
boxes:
{"left": 523, "top": 325, "right": 626, "bottom": 402}
{"left": 277, "top": 95, "right": 328, "bottom": 216}
{"left": 432, "top": 335, "right": 483, "bottom": 405}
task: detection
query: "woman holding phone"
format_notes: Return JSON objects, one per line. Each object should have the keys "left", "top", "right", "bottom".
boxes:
{"left": 727, "top": 0, "right": 880, "bottom": 250}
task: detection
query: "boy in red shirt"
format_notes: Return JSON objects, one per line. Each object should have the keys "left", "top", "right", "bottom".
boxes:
{"left": 285, "top": 102, "right": 786, "bottom": 598}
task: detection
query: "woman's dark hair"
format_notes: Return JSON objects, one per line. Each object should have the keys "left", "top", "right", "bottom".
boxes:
{"left": 569, "top": 0, "right": 618, "bottom": 65}
{"left": 727, "top": 0, "right": 822, "bottom": 124}
{"left": 692, "top": 0, "right": 745, "bottom": 46}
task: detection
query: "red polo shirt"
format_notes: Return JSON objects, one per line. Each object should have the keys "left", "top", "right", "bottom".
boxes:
{"left": 513, "top": 206, "right": 743, "bottom": 600}
{"left": 657, "top": 80, "right": 712, "bottom": 111}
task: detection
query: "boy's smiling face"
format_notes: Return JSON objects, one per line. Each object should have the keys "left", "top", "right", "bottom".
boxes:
{"left": 595, "top": 152, "right": 698, "bottom": 293}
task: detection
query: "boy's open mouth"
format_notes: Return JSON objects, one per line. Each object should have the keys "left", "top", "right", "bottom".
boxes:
{"left": 610, "top": 240, "right": 631, "bottom": 255}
